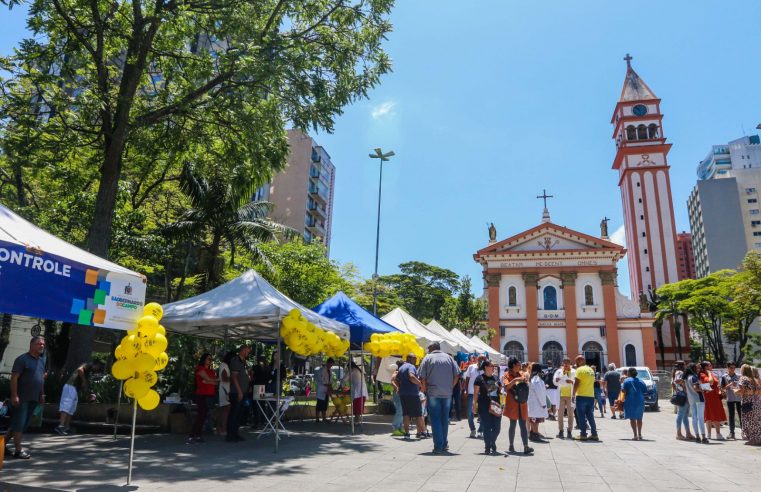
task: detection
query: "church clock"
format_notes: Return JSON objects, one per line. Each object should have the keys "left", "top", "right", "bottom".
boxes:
{"left": 632, "top": 104, "right": 648, "bottom": 116}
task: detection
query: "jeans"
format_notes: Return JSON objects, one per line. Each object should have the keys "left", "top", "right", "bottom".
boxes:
{"left": 466, "top": 394, "right": 481, "bottom": 432}
{"left": 676, "top": 402, "right": 690, "bottom": 434}
{"left": 451, "top": 387, "right": 462, "bottom": 421}
{"left": 576, "top": 396, "right": 597, "bottom": 437}
{"left": 427, "top": 396, "right": 452, "bottom": 451}
{"left": 478, "top": 407, "right": 501, "bottom": 451}
{"left": 227, "top": 393, "right": 242, "bottom": 439}
{"left": 392, "top": 392, "right": 403, "bottom": 430}
{"left": 558, "top": 396, "right": 574, "bottom": 431}
{"left": 508, "top": 418, "right": 528, "bottom": 447}
{"left": 690, "top": 401, "right": 706, "bottom": 437}
{"left": 727, "top": 401, "right": 742, "bottom": 434}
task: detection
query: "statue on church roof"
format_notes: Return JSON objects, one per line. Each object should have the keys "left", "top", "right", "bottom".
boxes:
{"left": 488, "top": 222, "right": 496, "bottom": 242}
{"left": 639, "top": 291, "right": 650, "bottom": 312}
{"left": 600, "top": 217, "right": 610, "bottom": 239}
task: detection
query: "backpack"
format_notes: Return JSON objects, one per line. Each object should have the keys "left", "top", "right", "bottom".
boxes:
{"left": 511, "top": 381, "right": 529, "bottom": 404}
{"left": 543, "top": 370, "right": 556, "bottom": 389}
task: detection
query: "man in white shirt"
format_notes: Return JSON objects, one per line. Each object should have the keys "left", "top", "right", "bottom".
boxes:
{"left": 464, "top": 355, "right": 484, "bottom": 438}
{"left": 315, "top": 358, "right": 334, "bottom": 423}
{"left": 553, "top": 357, "right": 576, "bottom": 439}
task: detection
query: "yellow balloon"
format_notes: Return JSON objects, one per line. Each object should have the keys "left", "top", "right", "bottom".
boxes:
{"left": 143, "top": 333, "right": 168, "bottom": 357}
{"left": 114, "top": 345, "right": 127, "bottom": 361}
{"left": 143, "top": 302, "right": 164, "bottom": 321}
{"left": 133, "top": 353, "right": 156, "bottom": 373}
{"left": 125, "top": 378, "right": 150, "bottom": 399}
{"left": 156, "top": 324, "right": 166, "bottom": 336}
{"left": 121, "top": 334, "right": 142, "bottom": 355}
{"left": 111, "top": 360, "right": 133, "bottom": 380}
{"left": 153, "top": 352, "right": 169, "bottom": 371}
{"left": 138, "top": 370, "right": 159, "bottom": 387}
{"left": 137, "top": 316, "right": 159, "bottom": 338}
{"left": 138, "top": 390, "right": 160, "bottom": 410}
{"left": 288, "top": 308, "right": 301, "bottom": 319}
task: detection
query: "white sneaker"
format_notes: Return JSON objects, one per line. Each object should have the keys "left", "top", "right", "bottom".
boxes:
{"left": 476, "top": 432, "right": 483, "bottom": 439}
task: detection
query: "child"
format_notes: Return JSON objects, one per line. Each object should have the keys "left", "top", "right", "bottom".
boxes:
{"left": 419, "top": 391, "right": 431, "bottom": 438}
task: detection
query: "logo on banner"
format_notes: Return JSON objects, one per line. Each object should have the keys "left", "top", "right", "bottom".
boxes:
{"left": 125, "top": 283, "right": 133, "bottom": 295}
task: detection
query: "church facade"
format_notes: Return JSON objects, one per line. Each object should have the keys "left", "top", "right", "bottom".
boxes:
{"left": 474, "top": 218, "right": 657, "bottom": 369}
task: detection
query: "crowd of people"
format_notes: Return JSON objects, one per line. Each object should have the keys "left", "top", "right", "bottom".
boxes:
{"left": 672, "top": 360, "right": 761, "bottom": 445}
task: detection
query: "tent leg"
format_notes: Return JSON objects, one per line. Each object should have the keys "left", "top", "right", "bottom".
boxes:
{"left": 223, "top": 328, "right": 229, "bottom": 352}
{"left": 349, "top": 354, "right": 354, "bottom": 435}
{"left": 275, "top": 335, "right": 281, "bottom": 454}
{"left": 113, "top": 380, "right": 123, "bottom": 440}
{"left": 359, "top": 348, "right": 365, "bottom": 428}
{"left": 127, "top": 399, "right": 137, "bottom": 485}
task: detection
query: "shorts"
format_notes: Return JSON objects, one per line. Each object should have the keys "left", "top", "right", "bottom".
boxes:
{"left": 9, "top": 401, "right": 39, "bottom": 433}
{"left": 529, "top": 417, "right": 545, "bottom": 423}
{"left": 316, "top": 398, "right": 329, "bottom": 412}
{"left": 219, "top": 387, "right": 230, "bottom": 407}
{"left": 59, "top": 384, "right": 79, "bottom": 415}
{"left": 607, "top": 390, "right": 620, "bottom": 407}
{"left": 400, "top": 394, "right": 422, "bottom": 418}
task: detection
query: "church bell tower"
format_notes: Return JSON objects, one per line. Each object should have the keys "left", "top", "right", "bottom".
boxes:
{"left": 611, "top": 55, "right": 679, "bottom": 299}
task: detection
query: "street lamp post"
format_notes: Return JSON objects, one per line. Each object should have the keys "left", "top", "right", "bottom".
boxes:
{"left": 369, "top": 148, "right": 395, "bottom": 316}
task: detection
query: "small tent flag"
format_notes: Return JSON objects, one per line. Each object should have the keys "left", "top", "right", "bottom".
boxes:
{"left": 0, "top": 203, "right": 147, "bottom": 330}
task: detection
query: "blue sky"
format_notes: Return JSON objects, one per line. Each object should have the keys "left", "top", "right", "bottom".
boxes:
{"left": 2, "top": 2, "right": 761, "bottom": 297}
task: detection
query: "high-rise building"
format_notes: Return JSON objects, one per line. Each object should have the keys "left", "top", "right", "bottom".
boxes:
{"left": 676, "top": 232, "right": 696, "bottom": 280}
{"left": 688, "top": 135, "right": 761, "bottom": 277}
{"left": 256, "top": 129, "right": 336, "bottom": 252}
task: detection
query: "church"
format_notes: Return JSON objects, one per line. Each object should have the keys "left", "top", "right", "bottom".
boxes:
{"left": 474, "top": 56, "right": 687, "bottom": 370}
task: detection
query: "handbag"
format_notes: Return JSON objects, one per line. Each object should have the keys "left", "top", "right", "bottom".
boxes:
{"left": 489, "top": 400, "right": 503, "bottom": 417}
{"left": 670, "top": 392, "right": 687, "bottom": 407}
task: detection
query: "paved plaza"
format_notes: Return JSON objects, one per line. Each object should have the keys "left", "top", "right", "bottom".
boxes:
{"left": 2, "top": 409, "right": 761, "bottom": 491}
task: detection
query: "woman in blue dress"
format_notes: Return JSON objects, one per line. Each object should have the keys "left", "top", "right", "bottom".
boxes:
{"left": 621, "top": 367, "right": 647, "bottom": 440}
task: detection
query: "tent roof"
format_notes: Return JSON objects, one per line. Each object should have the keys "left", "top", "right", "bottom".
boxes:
{"left": 313, "top": 291, "right": 400, "bottom": 345}
{"left": 161, "top": 269, "right": 349, "bottom": 340}
{"left": 381, "top": 308, "right": 458, "bottom": 354}
{"left": 0, "top": 203, "right": 142, "bottom": 278}
{"left": 469, "top": 335, "right": 505, "bottom": 363}
{"left": 425, "top": 320, "right": 479, "bottom": 353}
{"left": 448, "top": 328, "right": 481, "bottom": 353}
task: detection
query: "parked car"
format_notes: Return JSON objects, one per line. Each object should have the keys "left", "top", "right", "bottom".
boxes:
{"left": 617, "top": 366, "right": 659, "bottom": 411}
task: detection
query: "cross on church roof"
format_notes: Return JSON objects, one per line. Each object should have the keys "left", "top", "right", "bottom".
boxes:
{"left": 624, "top": 53, "right": 633, "bottom": 68}
{"left": 536, "top": 189, "right": 554, "bottom": 209}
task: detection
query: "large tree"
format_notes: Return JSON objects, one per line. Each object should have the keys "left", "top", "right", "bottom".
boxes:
{"left": 1, "top": 0, "right": 393, "bottom": 368}
{"left": 380, "top": 261, "right": 460, "bottom": 323}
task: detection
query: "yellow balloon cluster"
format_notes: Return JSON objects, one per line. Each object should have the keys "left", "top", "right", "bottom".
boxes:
{"left": 363, "top": 332, "right": 424, "bottom": 359}
{"left": 280, "top": 309, "right": 349, "bottom": 357}
{"left": 111, "top": 303, "right": 169, "bottom": 410}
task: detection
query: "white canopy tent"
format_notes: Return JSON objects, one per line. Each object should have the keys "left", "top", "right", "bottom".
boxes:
{"left": 425, "top": 320, "right": 479, "bottom": 353}
{"left": 448, "top": 328, "right": 484, "bottom": 355}
{"left": 381, "top": 308, "right": 458, "bottom": 355}
{"left": 161, "top": 269, "right": 350, "bottom": 453}
{"left": 161, "top": 269, "right": 349, "bottom": 340}
{"left": 469, "top": 335, "right": 506, "bottom": 364}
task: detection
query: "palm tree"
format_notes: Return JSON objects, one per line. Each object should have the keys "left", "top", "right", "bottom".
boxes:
{"left": 168, "top": 163, "right": 294, "bottom": 290}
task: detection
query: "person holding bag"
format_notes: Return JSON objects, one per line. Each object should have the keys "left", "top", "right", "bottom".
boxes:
{"left": 699, "top": 361, "right": 726, "bottom": 440}
{"left": 473, "top": 359, "right": 502, "bottom": 455}
{"left": 671, "top": 361, "right": 693, "bottom": 441}
{"left": 503, "top": 357, "right": 532, "bottom": 455}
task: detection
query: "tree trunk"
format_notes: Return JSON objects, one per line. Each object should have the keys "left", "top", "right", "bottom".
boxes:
{"left": 655, "top": 321, "right": 666, "bottom": 369}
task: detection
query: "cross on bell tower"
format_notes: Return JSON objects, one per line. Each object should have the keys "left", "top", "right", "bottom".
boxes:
{"left": 536, "top": 189, "right": 554, "bottom": 223}
{"left": 624, "top": 53, "right": 633, "bottom": 68}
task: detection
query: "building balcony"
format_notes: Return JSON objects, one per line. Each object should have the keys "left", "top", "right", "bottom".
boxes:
{"left": 307, "top": 202, "right": 327, "bottom": 219}
{"left": 504, "top": 305, "right": 522, "bottom": 315}
{"left": 309, "top": 185, "right": 328, "bottom": 203}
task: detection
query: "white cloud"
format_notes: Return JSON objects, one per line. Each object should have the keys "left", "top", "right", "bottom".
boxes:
{"left": 610, "top": 224, "right": 626, "bottom": 246}
{"left": 371, "top": 101, "right": 396, "bottom": 119}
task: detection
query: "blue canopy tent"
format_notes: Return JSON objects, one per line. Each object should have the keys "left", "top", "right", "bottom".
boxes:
{"left": 0, "top": 203, "right": 147, "bottom": 330}
{"left": 313, "top": 291, "right": 400, "bottom": 345}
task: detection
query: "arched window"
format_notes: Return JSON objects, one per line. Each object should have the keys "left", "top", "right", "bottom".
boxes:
{"left": 543, "top": 286, "right": 558, "bottom": 310}
{"left": 647, "top": 124, "right": 658, "bottom": 139}
{"left": 626, "top": 125, "right": 637, "bottom": 140}
{"left": 542, "top": 341, "right": 564, "bottom": 368}
{"left": 625, "top": 344, "right": 637, "bottom": 366}
{"left": 508, "top": 286, "right": 517, "bottom": 307}
{"left": 503, "top": 341, "right": 525, "bottom": 362}
{"left": 584, "top": 285, "right": 594, "bottom": 306}
{"left": 637, "top": 124, "right": 648, "bottom": 140}
{"left": 582, "top": 341, "right": 604, "bottom": 373}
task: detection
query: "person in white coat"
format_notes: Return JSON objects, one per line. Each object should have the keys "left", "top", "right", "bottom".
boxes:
{"left": 528, "top": 363, "right": 549, "bottom": 442}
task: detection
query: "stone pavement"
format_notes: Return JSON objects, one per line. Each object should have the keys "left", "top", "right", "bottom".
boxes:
{"left": 2, "top": 408, "right": 761, "bottom": 491}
